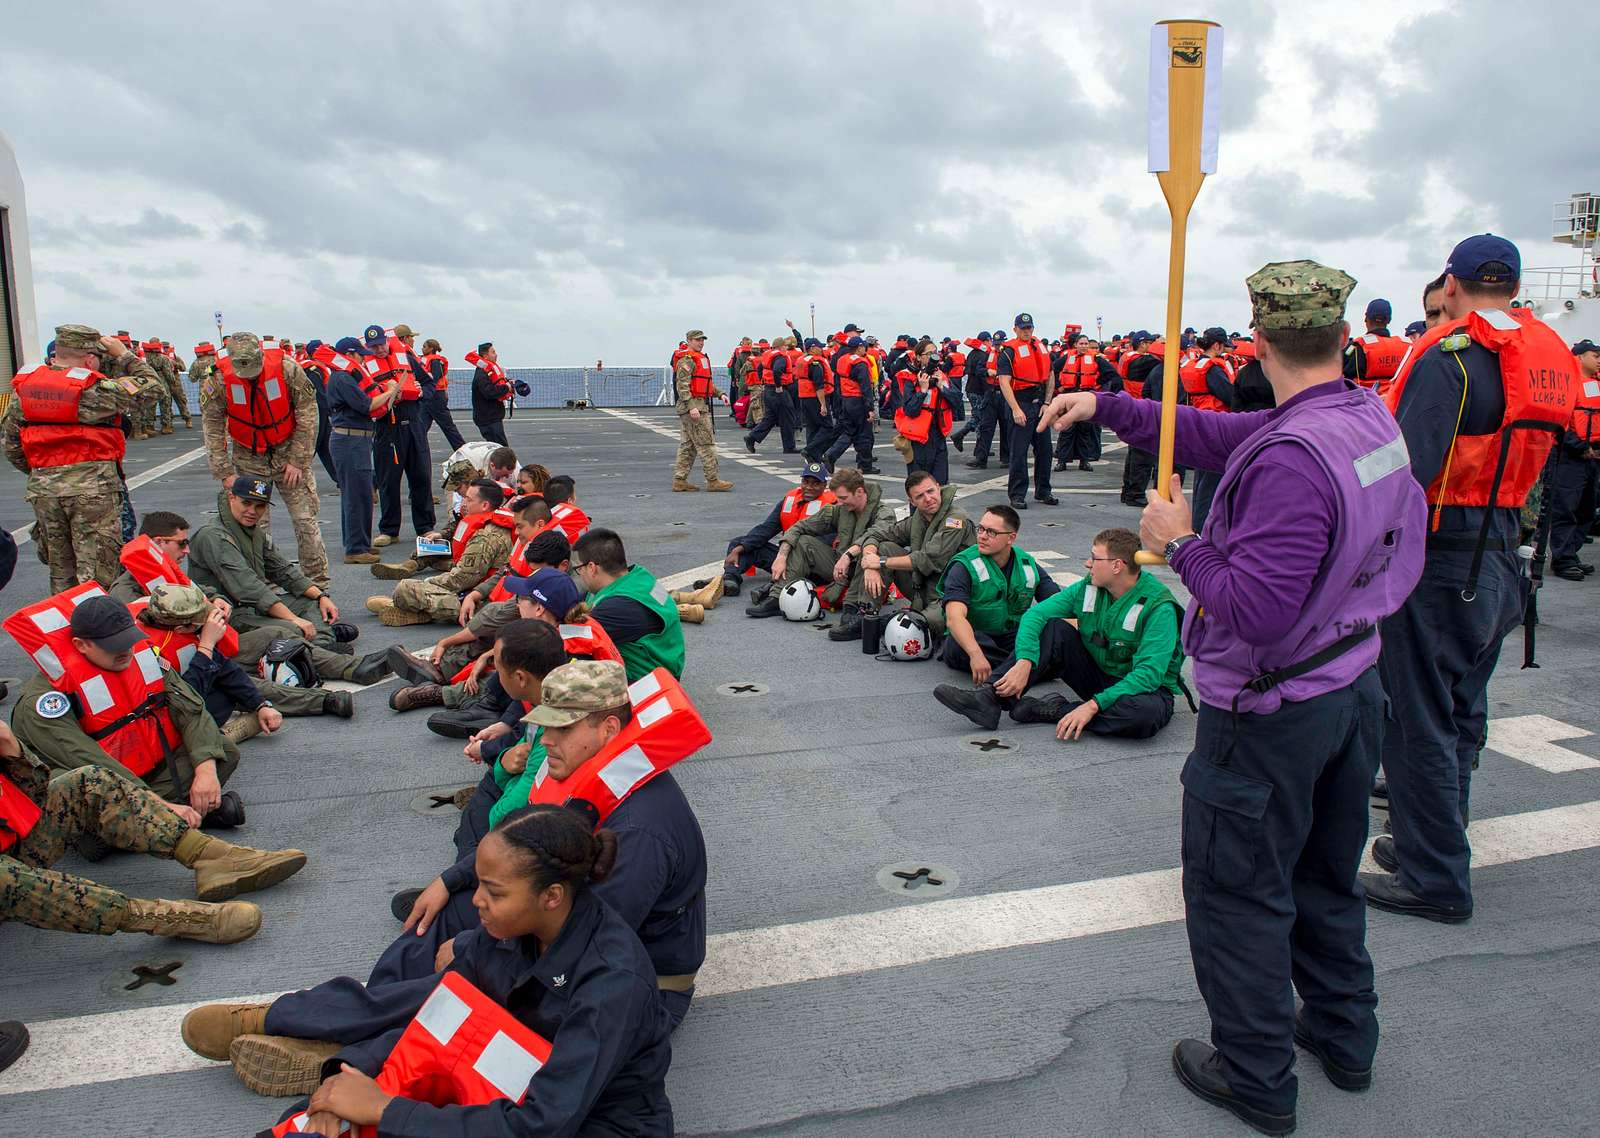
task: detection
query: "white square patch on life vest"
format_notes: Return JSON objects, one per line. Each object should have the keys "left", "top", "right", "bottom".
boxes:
{"left": 1122, "top": 603, "right": 1144, "bottom": 632}
{"left": 651, "top": 584, "right": 670, "bottom": 605}
{"left": 598, "top": 743, "right": 655, "bottom": 799}
{"left": 474, "top": 1029, "right": 544, "bottom": 1100}
{"left": 627, "top": 673, "right": 662, "bottom": 706}
{"left": 1082, "top": 584, "right": 1098, "bottom": 612}
{"left": 1585, "top": 380, "right": 1600, "bottom": 399}
{"left": 415, "top": 982, "right": 472, "bottom": 1047}
{"left": 636, "top": 699, "right": 670, "bottom": 729}
{"left": 78, "top": 674, "right": 115, "bottom": 716}
{"left": 971, "top": 559, "right": 990, "bottom": 583}
{"left": 1022, "top": 563, "right": 1038, "bottom": 588}
{"left": 1017, "top": 344, "right": 1031, "bottom": 357}
{"left": 558, "top": 624, "right": 593, "bottom": 642}
{"left": 135, "top": 647, "right": 162, "bottom": 684}
{"left": 30, "top": 608, "right": 69, "bottom": 635}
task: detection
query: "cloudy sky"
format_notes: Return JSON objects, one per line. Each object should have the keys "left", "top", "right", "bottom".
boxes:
{"left": 2, "top": 0, "right": 1595, "bottom": 365}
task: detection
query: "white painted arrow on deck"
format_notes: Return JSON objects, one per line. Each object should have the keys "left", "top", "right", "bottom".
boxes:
{"left": 1486, "top": 715, "right": 1598, "bottom": 773}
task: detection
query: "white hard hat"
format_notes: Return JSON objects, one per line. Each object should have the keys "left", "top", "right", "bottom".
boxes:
{"left": 883, "top": 611, "right": 935, "bottom": 660}
{"left": 778, "top": 579, "right": 821, "bottom": 622}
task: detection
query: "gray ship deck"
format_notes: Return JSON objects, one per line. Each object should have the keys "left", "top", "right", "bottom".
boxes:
{"left": 2, "top": 407, "right": 1597, "bottom": 1137}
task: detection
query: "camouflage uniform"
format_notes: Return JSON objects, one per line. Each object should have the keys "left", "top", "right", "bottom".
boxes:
{"left": 188, "top": 351, "right": 216, "bottom": 393}
{"left": 673, "top": 331, "right": 725, "bottom": 485}
{"left": 391, "top": 524, "right": 514, "bottom": 622}
{"left": 0, "top": 324, "right": 166, "bottom": 592}
{"left": 146, "top": 349, "right": 178, "bottom": 432}
{"left": 0, "top": 754, "right": 186, "bottom": 935}
{"left": 200, "top": 333, "right": 330, "bottom": 587}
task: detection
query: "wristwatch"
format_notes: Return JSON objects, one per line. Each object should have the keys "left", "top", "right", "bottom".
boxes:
{"left": 1164, "top": 533, "right": 1201, "bottom": 561}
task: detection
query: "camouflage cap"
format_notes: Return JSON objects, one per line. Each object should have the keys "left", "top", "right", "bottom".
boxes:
{"left": 685, "top": 329, "right": 707, "bottom": 341}
{"left": 442, "top": 458, "right": 479, "bottom": 489}
{"left": 521, "top": 660, "right": 629, "bottom": 728}
{"left": 54, "top": 324, "right": 104, "bottom": 352}
{"left": 225, "top": 332, "right": 264, "bottom": 376}
{"left": 146, "top": 582, "right": 212, "bottom": 626}
{"left": 1246, "top": 260, "right": 1356, "bottom": 331}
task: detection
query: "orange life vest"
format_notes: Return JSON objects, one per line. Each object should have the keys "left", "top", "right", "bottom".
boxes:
{"left": 1179, "top": 354, "right": 1234, "bottom": 413}
{"left": 893, "top": 372, "right": 954, "bottom": 443}
{"left": 0, "top": 772, "right": 43, "bottom": 851}
{"left": 1383, "top": 307, "right": 1578, "bottom": 516}
{"left": 9, "top": 365, "right": 126, "bottom": 467}
{"left": 216, "top": 341, "right": 296, "bottom": 452}
{"left": 836, "top": 353, "right": 866, "bottom": 398}
{"left": 464, "top": 350, "right": 512, "bottom": 400}
{"left": 450, "top": 507, "right": 516, "bottom": 564}
{"left": 1354, "top": 332, "right": 1408, "bottom": 388}
{"left": 193, "top": 342, "right": 216, "bottom": 358}
{"left": 780, "top": 346, "right": 803, "bottom": 387}
{"left": 684, "top": 349, "right": 714, "bottom": 399}
{"left": 1570, "top": 371, "right": 1600, "bottom": 444}
{"left": 1117, "top": 350, "right": 1146, "bottom": 399}
{"left": 118, "top": 535, "right": 192, "bottom": 592}
{"left": 129, "top": 597, "right": 240, "bottom": 670}
{"left": 780, "top": 486, "right": 837, "bottom": 531}
{"left": 420, "top": 351, "right": 450, "bottom": 392}
{"left": 1057, "top": 352, "right": 1100, "bottom": 392}
{"left": 270, "top": 971, "right": 553, "bottom": 1138}
{"left": 796, "top": 355, "right": 833, "bottom": 400}
{"left": 526, "top": 667, "right": 711, "bottom": 824}
{"left": 361, "top": 336, "right": 422, "bottom": 402}
{"left": 1002, "top": 337, "right": 1051, "bottom": 390}
{"left": 549, "top": 502, "right": 591, "bottom": 543}
{"left": 447, "top": 614, "right": 622, "bottom": 686}
{"left": 4, "top": 584, "right": 182, "bottom": 780}
{"left": 312, "top": 344, "right": 387, "bottom": 419}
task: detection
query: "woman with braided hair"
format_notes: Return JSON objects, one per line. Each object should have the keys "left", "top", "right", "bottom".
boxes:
{"left": 188, "top": 806, "right": 675, "bottom": 1137}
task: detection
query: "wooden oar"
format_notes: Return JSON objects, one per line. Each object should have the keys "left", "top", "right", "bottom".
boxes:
{"left": 1136, "top": 18, "right": 1223, "bottom": 565}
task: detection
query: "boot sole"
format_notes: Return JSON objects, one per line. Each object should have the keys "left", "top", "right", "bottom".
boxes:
{"left": 230, "top": 1034, "right": 341, "bottom": 1097}
{"left": 1363, "top": 893, "right": 1472, "bottom": 924}
{"left": 370, "top": 566, "right": 417, "bottom": 580}
{"left": 1292, "top": 1026, "right": 1373, "bottom": 1091}
{"left": 1171, "top": 1046, "right": 1297, "bottom": 1135}
{"left": 196, "top": 851, "right": 308, "bottom": 902}
{"left": 427, "top": 716, "right": 494, "bottom": 740}
{"left": 378, "top": 609, "right": 432, "bottom": 627}
{"left": 386, "top": 646, "right": 446, "bottom": 686}
{"left": 933, "top": 687, "right": 1001, "bottom": 731}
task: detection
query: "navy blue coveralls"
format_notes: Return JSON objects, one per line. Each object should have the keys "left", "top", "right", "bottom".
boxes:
{"left": 722, "top": 495, "right": 825, "bottom": 585}
{"left": 1380, "top": 338, "right": 1524, "bottom": 914}
{"left": 747, "top": 353, "right": 799, "bottom": 452}
{"left": 375, "top": 363, "right": 436, "bottom": 541}
{"left": 1548, "top": 399, "right": 1599, "bottom": 574}
{"left": 272, "top": 770, "right": 707, "bottom": 1037}
{"left": 269, "top": 889, "right": 674, "bottom": 1137}
{"left": 421, "top": 355, "right": 468, "bottom": 451}
{"left": 997, "top": 342, "right": 1053, "bottom": 505}
{"left": 303, "top": 360, "right": 340, "bottom": 486}
{"left": 824, "top": 357, "right": 877, "bottom": 469}
{"left": 795, "top": 358, "right": 842, "bottom": 463}
{"left": 895, "top": 374, "right": 964, "bottom": 486}
{"left": 1053, "top": 355, "right": 1117, "bottom": 467}
{"left": 327, "top": 363, "right": 378, "bottom": 556}
{"left": 957, "top": 346, "right": 1010, "bottom": 465}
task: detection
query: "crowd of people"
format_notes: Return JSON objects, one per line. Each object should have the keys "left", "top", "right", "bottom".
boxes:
{"left": 0, "top": 228, "right": 1596, "bottom": 1134}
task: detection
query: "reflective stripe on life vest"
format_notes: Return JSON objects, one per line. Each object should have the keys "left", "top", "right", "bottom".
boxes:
{"left": 216, "top": 343, "right": 295, "bottom": 452}
{"left": 10, "top": 364, "right": 126, "bottom": 467}
{"left": 118, "top": 535, "right": 193, "bottom": 593}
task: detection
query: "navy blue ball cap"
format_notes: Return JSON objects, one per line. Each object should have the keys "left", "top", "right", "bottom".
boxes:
{"left": 1364, "top": 298, "right": 1392, "bottom": 321}
{"left": 361, "top": 324, "right": 387, "bottom": 349}
{"left": 799, "top": 460, "right": 829, "bottom": 483}
{"left": 503, "top": 566, "right": 580, "bottom": 616}
{"left": 1013, "top": 312, "right": 1034, "bottom": 328}
{"left": 1445, "top": 233, "right": 1520, "bottom": 283}
{"left": 847, "top": 335, "right": 864, "bottom": 348}
{"left": 303, "top": 338, "right": 324, "bottom": 355}
{"left": 976, "top": 331, "right": 992, "bottom": 342}
{"left": 230, "top": 475, "right": 273, "bottom": 504}
{"left": 993, "top": 330, "right": 1008, "bottom": 341}
{"left": 802, "top": 337, "right": 822, "bottom": 349}
{"left": 1404, "top": 321, "right": 1426, "bottom": 337}
{"left": 1572, "top": 338, "right": 1600, "bottom": 356}
{"left": 334, "top": 336, "right": 366, "bottom": 356}
{"left": 842, "top": 323, "right": 863, "bottom": 333}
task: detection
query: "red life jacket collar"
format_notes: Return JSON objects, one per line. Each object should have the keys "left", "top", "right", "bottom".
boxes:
{"left": 118, "top": 535, "right": 193, "bottom": 592}
{"left": 450, "top": 507, "right": 515, "bottom": 563}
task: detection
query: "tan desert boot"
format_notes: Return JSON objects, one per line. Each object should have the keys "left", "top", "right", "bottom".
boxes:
{"left": 119, "top": 897, "right": 262, "bottom": 944}
{"left": 181, "top": 1002, "right": 271, "bottom": 1060}
{"left": 176, "top": 830, "right": 308, "bottom": 902}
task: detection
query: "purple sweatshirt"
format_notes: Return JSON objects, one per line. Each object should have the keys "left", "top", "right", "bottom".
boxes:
{"left": 1093, "top": 381, "right": 1425, "bottom": 712}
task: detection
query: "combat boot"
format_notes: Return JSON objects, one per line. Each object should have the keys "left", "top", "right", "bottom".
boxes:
{"left": 677, "top": 603, "right": 705, "bottom": 624}
{"left": 347, "top": 650, "right": 393, "bottom": 684}
{"left": 230, "top": 1035, "right": 342, "bottom": 1098}
{"left": 175, "top": 829, "right": 307, "bottom": 902}
{"left": 365, "top": 597, "right": 430, "bottom": 627}
{"left": 386, "top": 645, "right": 446, "bottom": 685}
{"left": 343, "top": 551, "right": 380, "bottom": 564}
{"left": 672, "top": 479, "right": 701, "bottom": 492}
{"left": 933, "top": 683, "right": 1004, "bottom": 731}
{"left": 222, "top": 712, "right": 263, "bottom": 745}
{"left": 372, "top": 533, "right": 395, "bottom": 547}
{"left": 181, "top": 1002, "right": 271, "bottom": 1060}
{"left": 671, "top": 577, "right": 724, "bottom": 609}
{"left": 707, "top": 479, "right": 735, "bottom": 492}
{"left": 827, "top": 605, "right": 865, "bottom": 642}
{"left": 119, "top": 897, "right": 262, "bottom": 944}
{"left": 390, "top": 683, "right": 444, "bottom": 711}
{"left": 183, "top": 416, "right": 193, "bottom": 429}
{"left": 323, "top": 691, "right": 354, "bottom": 718}
{"left": 371, "top": 559, "right": 420, "bottom": 579}
{"left": 1009, "top": 694, "right": 1073, "bottom": 724}
{"left": 161, "top": 424, "right": 174, "bottom": 435}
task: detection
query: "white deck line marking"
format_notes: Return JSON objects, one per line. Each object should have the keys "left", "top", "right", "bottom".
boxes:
{"left": 5, "top": 795, "right": 1599, "bottom": 1097}
{"left": 9, "top": 447, "right": 209, "bottom": 545}
{"left": 1486, "top": 715, "right": 1598, "bottom": 772}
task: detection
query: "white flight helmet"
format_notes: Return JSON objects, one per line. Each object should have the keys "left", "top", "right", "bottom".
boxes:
{"left": 778, "top": 579, "right": 821, "bottom": 622}
{"left": 883, "top": 611, "right": 935, "bottom": 660}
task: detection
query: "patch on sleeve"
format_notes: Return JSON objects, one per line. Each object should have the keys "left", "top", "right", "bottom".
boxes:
{"left": 35, "top": 690, "right": 72, "bottom": 719}
{"left": 945, "top": 517, "right": 965, "bottom": 529}
{"left": 116, "top": 377, "right": 142, "bottom": 395}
